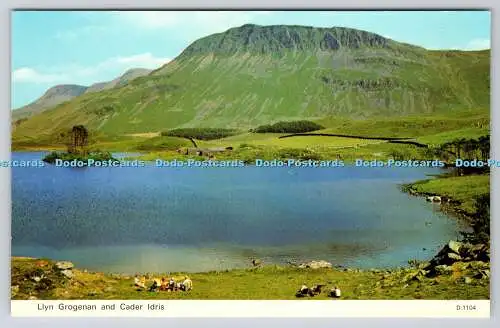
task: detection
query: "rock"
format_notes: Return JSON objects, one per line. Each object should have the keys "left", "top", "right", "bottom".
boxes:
{"left": 448, "top": 241, "right": 462, "bottom": 254}
{"left": 32, "top": 276, "right": 42, "bottom": 283}
{"left": 435, "top": 265, "right": 453, "bottom": 276}
{"left": 55, "top": 261, "right": 74, "bottom": 270}
{"left": 28, "top": 296, "right": 38, "bottom": 300}
{"left": 473, "top": 269, "right": 490, "bottom": 280}
{"left": 447, "top": 252, "right": 462, "bottom": 262}
{"left": 60, "top": 270, "right": 74, "bottom": 279}
{"left": 464, "top": 277, "right": 472, "bottom": 284}
{"left": 467, "top": 261, "right": 489, "bottom": 270}
{"left": 299, "top": 260, "right": 332, "bottom": 269}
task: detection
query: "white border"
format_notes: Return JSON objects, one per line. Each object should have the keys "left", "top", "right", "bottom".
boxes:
{"left": 10, "top": 300, "right": 492, "bottom": 318}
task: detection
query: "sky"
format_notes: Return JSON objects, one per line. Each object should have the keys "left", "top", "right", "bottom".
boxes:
{"left": 11, "top": 10, "right": 491, "bottom": 109}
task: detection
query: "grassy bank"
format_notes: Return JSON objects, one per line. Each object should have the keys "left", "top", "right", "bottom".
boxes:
{"left": 403, "top": 173, "right": 490, "bottom": 216}
{"left": 11, "top": 257, "right": 489, "bottom": 300}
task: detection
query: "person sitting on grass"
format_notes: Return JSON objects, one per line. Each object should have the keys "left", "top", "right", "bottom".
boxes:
{"left": 168, "top": 277, "right": 176, "bottom": 292}
{"left": 311, "top": 284, "right": 325, "bottom": 295}
{"left": 328, "top": 286, "right": 341, "bottom": 298}
{"left": 149, "top": 278, "right": 162, "bottom": 292}
{"left": 134, "top": 275, "right": 146, "bottom": 289}
{"left": 295, "top": 284, "right": 310, "bottom": 298}
{"left": 180, "top": 276, "right": 193, "bottom": 291}
{"left": 160, "top": 277, "right": 169, "bottom": 291}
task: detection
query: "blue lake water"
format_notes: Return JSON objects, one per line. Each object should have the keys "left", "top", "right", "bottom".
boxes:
{"left": 11, "top": 152, "right": 463, "bottom": 274}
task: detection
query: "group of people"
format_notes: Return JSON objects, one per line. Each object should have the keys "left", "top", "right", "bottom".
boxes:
{"left": 296, "top": 284, "right": 341, "bottom": 298}
{"left": 134, "top": 275, "right": 193, "bottom": 292}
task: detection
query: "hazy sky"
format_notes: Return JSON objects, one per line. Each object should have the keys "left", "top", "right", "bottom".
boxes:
{"left": 11, "top": 10, "right": 491, "bottom": 109}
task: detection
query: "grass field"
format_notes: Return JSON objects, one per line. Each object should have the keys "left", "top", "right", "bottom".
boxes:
{"left": 200, "top": 133, "right": 384, "bottom": 149}
{"left": 404, "top": 174, "right": 490, "bottom": 215}
{"left": 12, "top": 108, "right": 489, "bottom": 164}
{"left": 11, "top": 257, "right": 489, "bottom": 300}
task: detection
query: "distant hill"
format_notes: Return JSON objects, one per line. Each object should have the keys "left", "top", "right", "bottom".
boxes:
{"left": 11, "top": 85, "right": 87, "bottom": 121}
{"left": 84, "top": 68, "right": 152, "bottom": 94}
{"left": 12, "top": 68, "right": 152, "bottom": 121}
{"left": 13, "top": 24, "right": 490, "bottom": 139}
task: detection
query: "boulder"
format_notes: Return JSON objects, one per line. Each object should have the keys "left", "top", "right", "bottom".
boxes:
{"left": 463, "top": 277, "right": 472, "bottom": 284}
{"left": 447, "top": 252, "right": 462, "bottom": 262}
{"left": 60, "top": 270, "right": 74, "bottom": 279}
{"left": 55, "top": 261, "right": 74, "bottom": 270}
{"left": 467, "top": 261, "right": 489, "bottom": 270}
{"left": 299, "top": 260, "right": 332, "bottom": 269}
{"left": 452, "top": 262, "right": 469, "bottom": 271}
{"left": 32, "top": 276, "right": 42, "bottom": 283}
{"left": 448, "top": 241, "right": 462, "bottom": 254}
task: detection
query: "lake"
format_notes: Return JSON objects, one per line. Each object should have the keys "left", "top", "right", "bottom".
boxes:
{"left": 11, "top": 152, "right": 463, "bottom": 274}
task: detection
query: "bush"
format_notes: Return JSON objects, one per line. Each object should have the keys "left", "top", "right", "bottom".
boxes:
{"left": 251, "top": 120, "right": 324, "bottom": 133}
{"left": 161, "top": 128, "right": 238, "bottom": 140}
{"left": 461, "top": 194, "right": 490, "bottom": 244}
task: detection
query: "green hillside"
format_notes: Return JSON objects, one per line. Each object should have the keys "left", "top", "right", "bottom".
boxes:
{"left": 12, "top": 24, "right": 490, "bottom": 141}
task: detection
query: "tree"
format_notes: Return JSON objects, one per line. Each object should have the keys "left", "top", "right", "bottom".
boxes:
{"left": 67, "top": 125, "right": 89, "bottom": 154}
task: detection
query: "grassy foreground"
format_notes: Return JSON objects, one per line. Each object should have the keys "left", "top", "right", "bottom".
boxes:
{"left": 11, "top": 257, "right": 489, "bottom": 300}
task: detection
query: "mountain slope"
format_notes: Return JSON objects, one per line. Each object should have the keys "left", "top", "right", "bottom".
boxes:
{"left": 85, "top": 68, "right": 152, "bottom": 94}
{"left": 12, "top": 68, "right": 152, "bottom": 122}
{"left": 12, "top": 84, "right": 87, "bottom": 121}
{"left": 12, "top": 24, "right": 490, "bottom": 139}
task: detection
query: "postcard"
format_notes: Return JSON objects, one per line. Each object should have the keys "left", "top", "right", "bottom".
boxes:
{"left": 9, "top": 10, "right": 490, "bottom": 317}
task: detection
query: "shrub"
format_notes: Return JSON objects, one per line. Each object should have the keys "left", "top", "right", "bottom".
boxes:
{"left": 461, "top": 194, "right": 490, "bottom": 244}
{"left": 251, "top": 120, "right": 324, "bottom": 133}
{"left": 161, "top": 128, "right": 238, "bottom": 140}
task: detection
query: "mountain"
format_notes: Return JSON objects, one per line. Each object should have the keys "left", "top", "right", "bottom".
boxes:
{"left": 84, "top": 68, "right": 152, "bottom": 94}
{"left": 12, "top": 24, "right": 490, "bottom": 139}
{"left": 12, "top": 68, "right": 152, "bottom": 121}
{"left": 12, "top": 84, "right": 87, "bottom": 121}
